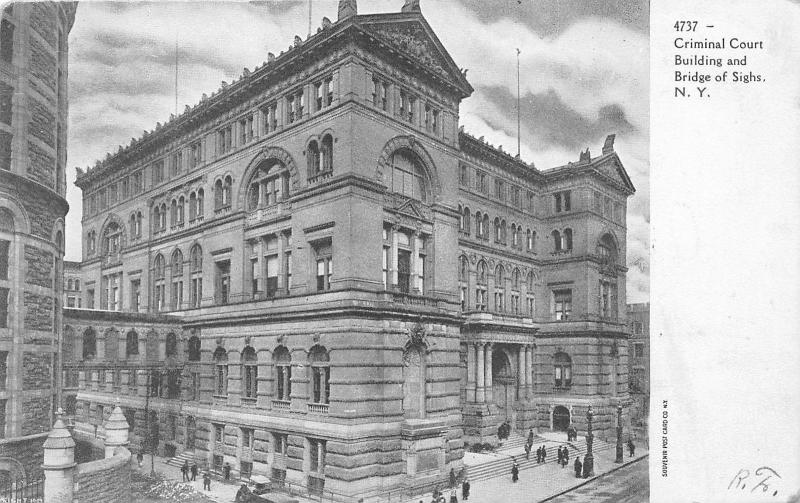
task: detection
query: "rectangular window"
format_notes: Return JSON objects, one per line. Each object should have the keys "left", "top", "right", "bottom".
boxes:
{"left": 171, "top": 151, "right": 182, "bottom": 177}
{"left": 382, "top": 245, "right": 390, "bottom": 289}
{"left": 633, "top": 321, "right": 643, "bottom": 335}
{"left": 190, "top": 141, "right": 202, "bottom": 168}
{"left": 0, "top": 20, "right": 13, "bottom": 64}
{"left": 555, "top": 190, "right": 572, "bottom": 213}
{"left": 314, "top": 242, "right": 332, "bottom": 292}
{"left": 325, "top": 77, "right": 333, "bottom": 107}
{"left": 242, "top": 428, "right": 254, "bottom": 450}
{"left": 215, "top": 260, "right": 230, "bottom": 305}
{"left": 265, "top": 255, "right": 278, "bottom": 297}
{"left": 284, "top": 251, "right": 292, "bottom": 291}
{"left": 0, "top": 288, "right": 8, "bottom": 328}
{"left": 191, "top": 278, "right": 203, "bottom": 308}
{"left": 130, "top": 279, "right": 140, "bottom": 312}
{"left": 494, "top": 178, "right": 504, "bottom": 201}
{"left": 0, "top": 239, "right": 8, "bottom": 279}
{"left": 553, "top": 289, "right": 572, "bottom": 321}
{"left": 309, "top": 439, "right": 326, "bottom": 473}
{"left": 87, "top": 288, "right": 95, "bottom": 309}
{"left": 218, "top": 126, "right": 232, "bottom": 154}
{"left": 634, "top": 343, "right": 644, "bottom": 358}
{"left": 315, "top": 81, "right": 323, "bottom": 111}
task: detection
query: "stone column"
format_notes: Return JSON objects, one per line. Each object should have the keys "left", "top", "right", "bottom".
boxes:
{"left": 410, "top": 230, "right": 420, "bottom": 293}
{"left": 525, "top": 345, "right": 533, "bottom": 397}
{"left": 104, "top": 404, "right": 130, "bottom": 458}
{"left": 276, "top": 232, "right": 285, "bottom": 291}
{"left": 475, "top": 343, "right": 485, "bottom": 403}
{"left": 43, "top": 413, "right": 76, "bottom": 503}
{"left": 390, "top": 226, "right": 399, "bottom": 288}
{"left": 517, "top": 346, "right": 525, "bottom": 398}
{"left": 484, "top": 343, "right": 493, "bottom": 403}
{"left": 466, "top": 343, "right": 476, "bottom": 403}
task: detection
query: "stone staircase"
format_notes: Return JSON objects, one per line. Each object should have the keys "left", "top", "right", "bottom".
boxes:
{"left": 166, "top": 450, "right": 198, "bottom": 469}
{"left": 465, "top": 435, "right": 614, "bottom": 484}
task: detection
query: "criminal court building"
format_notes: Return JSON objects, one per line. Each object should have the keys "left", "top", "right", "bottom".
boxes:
{"left": 65, "top": 0, "right": 636, "bottom": 498}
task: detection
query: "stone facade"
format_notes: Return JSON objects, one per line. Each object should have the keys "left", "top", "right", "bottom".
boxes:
{"left": 627, "top": 302, "right": 649, "bottom": 435}
{"left": 0, "top": 0, "right": 77, "bottom": 483}
{"left": 67, "top": 1, "right": 635, "bottom": 499}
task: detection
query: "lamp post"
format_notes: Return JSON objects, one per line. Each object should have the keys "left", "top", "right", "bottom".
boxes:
{"left": 615, "top": 404, "right": 624, "bottom": 463}
{"left": 583, "top": 405, "right": 595, "bottom": 477}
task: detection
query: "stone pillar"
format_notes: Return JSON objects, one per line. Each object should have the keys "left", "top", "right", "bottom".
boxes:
{"left": 484, "top": 343, "right": 493, "bottom": 404}
{"left": 390, "top": 226, "right": 399, "bottom": 288}
{"left": 517, "top": 346, "right": 525, "bottom": 398}
{"left": 104, "top": 404, "right": 130, "bottom": 458}
{"left": 525, "top": 345, "right": 533, "bottom": 397}
{"left": 410, "top": 231, "right": 420, "bottom": 293}
{"left": 43, "top": 413, "right": 76, "bottom": 503}
{"left": 257, "top": 237, "right": 265, "bottom": 294}
{"left": 475, "top": 343, "right": 485, "bottom": 403}
{"left": 466, "top": 344, "right": 476, "bottom": 402}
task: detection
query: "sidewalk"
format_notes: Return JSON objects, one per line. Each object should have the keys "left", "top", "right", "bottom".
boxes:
{"left": 407, "top": 448, "right": 649, "bottom": 503}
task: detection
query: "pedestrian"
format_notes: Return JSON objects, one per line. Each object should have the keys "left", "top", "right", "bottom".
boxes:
{"left": 235, "top": 483, "right": 251, "bottom": 503}
{"left": 557, "top": 446, "right": 563, "bottom": 465}
{"left": 511, "top": 459, "right": 519, "bottom": 483}
{"left": 181, "top": 460, "right": 189, "bottom": 481}
{"left": 524, "top": 442, "right": 530, "bottom": 460}
{"left": 627, "top": 439, "right": 635, "bottom": 457}
{"left": 462, "top": 478, "right": 470, "bottom": 501}
{"left": 562, "top": 446, "right": 569, "bottom": 467}
{"left": 449, "top": 490, "right": 459, "bottom": 503}
{"left": 537, "top": 445, "right": 542, "bottom": 463}
{"left": 527, "top": 427, "right": 534, "bottom": 445}
{"left": 450, "top": 467, "right": 456, "bottom": 488}
{"left": 541, "top": 445, "right": 547, "bottom": 463}
{"left": 574, "top": 456, "right": 583, "bottom": 478}
{"left": 137, "top": 452, "right": 143, "bottom": 468}
{"left": 191, "top": 462, "right": 198, "bottom": 481}
{"left": 203, "top": 472, "right": 211, "bottom": 491}
{"left": 223, "top": 462, "right": 231, "bottom": 481}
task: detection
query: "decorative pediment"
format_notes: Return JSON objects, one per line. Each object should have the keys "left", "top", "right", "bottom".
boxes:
{"left": 593, "top": 155, "right": 635, "bottom": 193}
{"left": 394, "top": 198, "right": 426, "bottom": 220}
{"left": 360, "top": 18, "right": 472, "bottom": 97}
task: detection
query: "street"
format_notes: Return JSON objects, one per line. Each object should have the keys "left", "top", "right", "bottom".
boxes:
{"left": 544, "top": 456, "right": 649, "bottom": 503}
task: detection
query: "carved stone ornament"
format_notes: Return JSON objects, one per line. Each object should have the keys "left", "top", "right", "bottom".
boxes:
{"left": 469, "top": 253, "right": 477, "bottom": 264}
{"left": 216, "top": 337, "right": 223, "bottom": 346}
{"left": 406, "top": 322, "right": 428, "bottom": 349}
{"left": 244, "top": 335, "right": 252, "bottom": 346}
{"left": 276, "top": 334, "right": 286, "bottom": 345}
{"left": 313, "top": 333, "right": 321, "bottom": 344}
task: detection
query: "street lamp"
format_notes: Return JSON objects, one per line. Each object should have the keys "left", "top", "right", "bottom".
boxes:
{"left": 615, "top": 404, "right": 623, "bottom": 463}
{"left": 583, "top": 405, "right": 595, "bottom": 478}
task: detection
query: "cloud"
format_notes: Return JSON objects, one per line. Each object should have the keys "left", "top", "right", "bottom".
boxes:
{"left": 63, "top": 1, "right": 650, "bottom": 304}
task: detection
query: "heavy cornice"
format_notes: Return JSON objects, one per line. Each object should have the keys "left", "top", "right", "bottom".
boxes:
{"left": 74, "top": 8, "right": 473, "bottom": 191}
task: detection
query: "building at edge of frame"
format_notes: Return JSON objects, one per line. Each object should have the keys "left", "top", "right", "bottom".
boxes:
{"left": 63, "top": 0, "right": 636, "bottom": 497}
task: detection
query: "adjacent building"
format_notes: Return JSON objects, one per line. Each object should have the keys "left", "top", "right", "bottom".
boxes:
{"left": 65, "top": 0, "right": 635, "bottom": 498}
{"left": 64, "top": 260, "right": 82, "bottom": 308}
{"left": 0, "top": 0, "right": 77, "bottom": 483}
{"left": 627, "top": 302, "right": 649, "bottom": 436}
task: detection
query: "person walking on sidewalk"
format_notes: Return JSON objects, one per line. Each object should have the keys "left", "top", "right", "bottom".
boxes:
{"left": 524, "top": 442, "right": 531, "bottom": 460}
{"left": 450, "top": 467, "right": 457, "bottom": 488}
{"left": 562, "top": 447, "right": 569, "bottom": 468}
{"left": 223, "top": 462, "right": 231, "bottom": 481}
{"left": 574, "top": 456, "right": 583, "bottom": 478}
{"left": 627, "top": 439, "right": 636, "bottom": 457}
{"left": 541, "top": 445, "right": 547, "bottom": 463}
{"left": 528, "top": 428, "right": 535, "bottom": 446}
{"left": 203, "top": 472, "right": 211, "bottom": 491}
{"left": 462, "top": 478, "right": 470, "bottom": 501}
{"left": 449, "top": 490, "right": 459, "bottom": 503}
{"left": 511, "top": 459, "right": 519, "bottom": 483}
{"left": 181, "top": 460, "right": 189, "bottom": 482}
{"left": 191, "top": 462, "right": 198, "bottom": 481}
{"left": 557, "top": 446, "right": 563, "bottom": 465}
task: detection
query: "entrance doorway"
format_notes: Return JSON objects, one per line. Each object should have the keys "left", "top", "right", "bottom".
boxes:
{"left": 492, "top": 350, "right": 515, "bottom": 424}
{"left": 553, "top": 406, "right": 570, "bottom": 431}
{"left": 185, "top": 416, "right": 196, "bottom": 450}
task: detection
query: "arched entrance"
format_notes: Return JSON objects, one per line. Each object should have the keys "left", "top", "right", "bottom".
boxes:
{"left": 553, "top": 406, "right": 570, "bottom": 431}
{"left": 492, "top": 349, "right": 515, "bottom": 424}
{"left": 185, "top": 416, "right": 196, "bottom": 450}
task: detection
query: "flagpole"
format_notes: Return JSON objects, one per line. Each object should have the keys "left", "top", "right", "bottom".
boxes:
{"left": 516, "top": 48, "right": 521, "bottom": 157}
{"left": 175, "top": 33, "right": 179, "bottom": 116}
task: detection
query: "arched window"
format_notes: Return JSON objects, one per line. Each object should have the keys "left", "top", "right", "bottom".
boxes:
{"left": 153, "top": 254, "right": 166, "bottom": 312}
{"left": 82, "top": 328, "right": 96, "bottom": 360}
{"left": 321, "top": 134, "right": 333, "bottom": 172}
{"left": 308, "top": 140, "right": 320, "bottom": 176}
{"left": 177, "top": 196, "right": 185, "bottom": 225}
{"left": 126, "top": 330, "right": 139, "bottom": 358}
{"left": 159, "top": 203, "right": 167, "bottom": 231}
{"left": 475, "top": 211, "right": 482, "bottom": 237}
{"left": 597, "top": 233, "right": 618, "bottom": 267}
{"left": 494, "top": 217, "right": 501, "bottom": 242}
{"left": 563, "top": 228, "right": 573, "bottom": 251}
{"left": 512, "top": 268, "right": 520, "bottom": 290}
{"left": 554, "top": 352, "right": 572, "bottom": 388}
{"left": 242, "top": 346, "right": 258, "bottom": 399}
{"left": 501, "top": 219, "right": 507, "bottom": 244}
{"left": 214, "top": 179, "right": 224, "bottom": 209}
{"left": 526, "top": 271, "right": 536, "bottom": 315}
{"left": 389, "top": 150, "right": 427, "bottom": 202}
{"left": 102, "top": 222, "right": 122, "bottom": 256}
{"left": 213, "top": 347, "right": 228, "bottom": 396}
{"left": 475, "top": 260, "right": 488, "bottom": 311}
{"left": 459, "top": 255, "right": 469, "bottom": 311}
{"left": 170, "top": 199, "right": 177, "bottom": 227}
{"left": 273, "top": 346, "right": 292, "bottom": 402}
{"left": 130, "top": 214, "right": 137, "bottom": 239}
{"left": 482, "top": 214, "right": 489, "bottom": 239}
{"left": 104, "top": 328, "right": 119, "bottom": 362}
{"left": 187, "top": 336, "right": 201, "bottom": 361}
{"left": 67, "top": 279, "right": 74, "bottom": 290}
{"left": 75, "top": 279, "right": 80, "bottom": 290}
{"left": 463, "top": 206, "right": 471, "bottom": 235}
{"left": 189, "top": 192, "right": 197, "bottom": 220}
{"left": 494, "top": 264, "right": 505, "bottom": 312}
{"left": 153, "top": 206, "right": 160, "bottom": 231}
{"left": 197, "top": 188, "right": 204, "bottom": 217}
{"left": 165, "top": 332, "right": 178, "bottom": 358}
{"left": 171, "top": 249, "right": 184, "bottom": 310}
{"left": 308, "top": 345, "right": 330, "bottom": 405}
{"left": 223, "top": 175, "right": 232, "bottom": 207}
{"left": 402, "top": 344, "right": 426, "bottom": 419}
{"left": 552, "top": 230, "right": 562, "bottom": 252}
{"left": 512, "top": 224, "right": 519, "bottom": 247}
{"left": 189, "top": 244, "right": 203, "bottom": 308}
{"left": 246, "top": 161, "right": 291, "bottom": 211}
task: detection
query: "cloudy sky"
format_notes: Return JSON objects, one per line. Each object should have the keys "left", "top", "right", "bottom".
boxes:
{"left": 64, "top": 0, "right": 650, "bottom": 303}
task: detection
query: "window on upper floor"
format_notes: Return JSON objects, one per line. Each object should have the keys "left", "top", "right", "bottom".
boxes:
{"left": 494, "top": 178, "right": 504, "bottom": 201}
{"left": 390, "top": 150, "right": 427, "bottom": 202}
{"left": 189, "top": 141, "right": 202, "bottom": 169}
{"left": 152, "top": 160, "right": 165, "bottom": 185}
{"left": 215, "top": 259, "right": 230, "bottom": 305}
{"left": 633, "top": 321, "right": 643, "bottom": 335}
{"left": 218, "top": 125, "right": 232, "bottom": 155}
{"left": 476, "top": 171, "right": 487, "bottom": 193}
{"left": 475, "top": 260, "right": 488, "bottom": 311}
{"left": 459, "top": 165, "right": 469, "bottom": 186}
{"left": 554, "top": 190, "right": 571, "bottom": 213}
{"left": 247, "top": 160, "right": 290, "bottom": 210}
{"left": 213, "top": 347, "right": 228, "bottom": 396}
{"left": 553, "top": 289, "right": 572, "bottom": 321}
{"left": 554, "top": 352, "right": 572, "bottom": 388}
{"left": 309, "top": 345, "right": 330, "bottom": 405}
{"left": 0, "top": 20, "right": 13, "bottom": 64}
{"left": 188, "top": 335, "right": 201, "bottom": 361}
{"left": 273, "top": 345, "right": 292, "bottom": 402}
{"left": 171, "top": 150, "right": 183, "bottom": 177}
{"left": 313, "top": 240, "right": 332, "bottom": 292}
{"left": 0, "top": 238, "right": 9, "bottom": 280}
{"left": 214, "top": 176, "right": 233, "bottom": 210}
{"left": 0, "top": 288, "right": 8, "bottom": 329}
{"left": 242, "top": 346, "right": 258, "bottom": 399}
{"left": 240, "top": 115, "right": 254, "bottom": 145}
{"left": 634, "top": 343, "right": 644, "bottom": 358}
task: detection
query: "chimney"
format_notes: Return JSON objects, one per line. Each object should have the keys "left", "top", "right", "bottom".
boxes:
{"left": 402, "top": 0, "right": 421, "bottom": 13}
{"left": 338, "top": 0, "right": 357, "bottom": 20}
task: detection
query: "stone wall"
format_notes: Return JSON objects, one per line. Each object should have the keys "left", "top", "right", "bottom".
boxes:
{"left": 27, "top": 37, "right": 57, "bottom": 94}
{"left": 25, "top": 244, "right": 54, "bottom": 288}
{"left": 0, "top": 131, "right": 10, "bottom": 171}
{"left": 74, "top": 446, "right": 131, "bottom": 503}
{"left": 23, "top": 291, "right": 53, "bottom": 333}
{"left": 23, "top": 352, "right": 52, "bottom": 389}
{"left": 0, "top": 433, "right": 48, "bottom": 480}
{"left": 21, "top": 395, "right": 51, "bottom": 436}
{"left": 0, "top": 81, "right": 12, "bottom": 125}
{"left": 27, "top": 141, "right": 56, "bottom": 188}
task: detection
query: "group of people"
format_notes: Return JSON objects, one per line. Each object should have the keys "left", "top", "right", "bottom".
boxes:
{"left": 426, "top": 478, "right": 470, "bottom": 503}
{"left": 180, "top": 460, "right": 199, "bottom": 482}
{"left": 557, "top": 445, "right": 570, "bottom": 468}
{"left": 566, "top": 425, "right": 578, "bottom": 442}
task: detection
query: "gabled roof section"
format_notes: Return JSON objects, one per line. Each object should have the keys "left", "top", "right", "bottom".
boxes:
{"left": 541, "top": 137, "right": 636, "bottom": 195}
{"left": 354, "top": 12, "right": 474, "bottom": 99}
